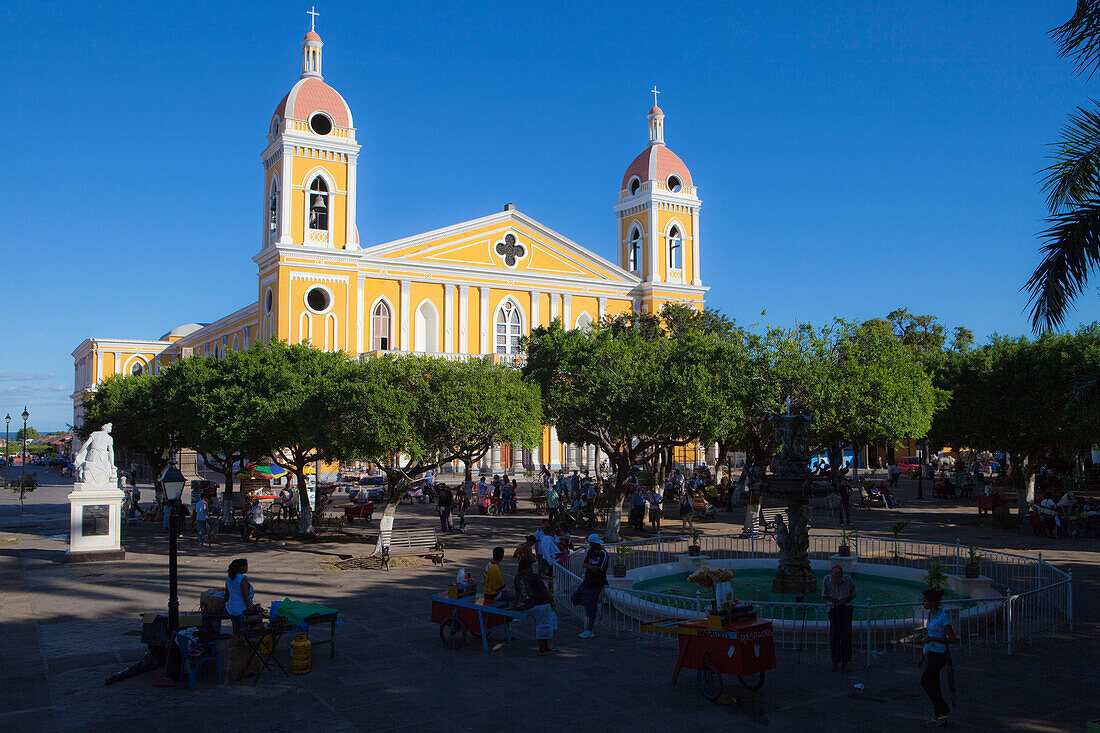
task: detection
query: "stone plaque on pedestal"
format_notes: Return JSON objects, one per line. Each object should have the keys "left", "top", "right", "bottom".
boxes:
{"left": 67, "top": 485, "right": 126, "bottom": 562}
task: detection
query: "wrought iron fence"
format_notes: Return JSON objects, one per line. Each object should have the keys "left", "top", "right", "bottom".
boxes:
{"left": 550, "top": 533, "right": 1072, "bottom": 663}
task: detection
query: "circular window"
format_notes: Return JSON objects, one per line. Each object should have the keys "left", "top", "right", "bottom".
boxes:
{"left": 305, "top": 286, "right": 332, "bottom": 313}
{"left": 629, "top": 177, "right": 641, "bottom": 195}
{"left": 309, "top": 113, "right": 333, "bottom": 135}
{"left": 264, "top": 289, "right": 273, "bottom": 314}
{"left": 667, "top": 175, "right": 682, "bottom": 193}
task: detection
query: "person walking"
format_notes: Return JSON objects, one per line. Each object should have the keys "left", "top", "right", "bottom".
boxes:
{"left": 437, "top": 483, "right": 453, "bottom": 533}
{"left": 572, "top": 534, "right": 609, "bottom": 639}
{"left": 888, "top": 462, "right": 901, "bottom": 488}
{"left": 454, "top": 485, "right": 469, "bottom": 532}
{"left": 629, "top": 486, "right": 647, "bottom": 532}
{"left": 837, "top": 472, "right": 852, "bottom": 526}
{"left": 194, "top": 494, "right": 211, "bottom": 545}
{"left": 920, "top": 588, "right": 956, "bottom": 726}
{"left": 679, "top": 487, "right": 694, "bottom": 532}
{"left": 648, "top": 487, "right": 664, "bottom": 532}
{"left": 822, "top": 564, "right": 855, "bottom": 671}
{"left": 546, "top": 483, "right": 561, "bottom": 528}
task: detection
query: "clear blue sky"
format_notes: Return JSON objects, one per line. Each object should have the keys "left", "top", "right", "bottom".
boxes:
{"left": 2, "top": 0, "right": 1097, "bottom": 431}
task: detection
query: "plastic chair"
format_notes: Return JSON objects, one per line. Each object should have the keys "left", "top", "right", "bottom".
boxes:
{"left": 174, "top": 632, "right": 224, "bottom": 688}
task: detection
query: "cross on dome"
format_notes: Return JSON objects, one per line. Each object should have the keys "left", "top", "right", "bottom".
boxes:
{"left": 308, "top": 6, "right": 320, "bottom": 32}
{"left": 651, "top": 86, "right": 660, "bottom": 107}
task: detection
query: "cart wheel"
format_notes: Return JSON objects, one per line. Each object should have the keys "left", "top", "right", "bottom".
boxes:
{"left": 738, "top": 671, "right": 765, "bottom": 690}
{"left": 439, "top": 619, "right": 467, "bottom": 650}
{"left": 697, "top": 662, "right": 723, "bottom": 700}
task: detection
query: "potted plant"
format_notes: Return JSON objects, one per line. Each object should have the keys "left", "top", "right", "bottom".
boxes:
{"left": 688, "top": 529, "right": 703, "bottom": 556}
{"left": 923, "top": 560, "right": 948, "bottom": 590}
{"left": 838, "top": 528, "right": 858, "bottom": 557}
{"left": 890, "top": 520, "right": 909, "bottom": 558}
{"left": 613, "top": 545, "right": 631, "bottom": 577}
{"left": 964, "top": 546, "right": 982, "bottom": 578}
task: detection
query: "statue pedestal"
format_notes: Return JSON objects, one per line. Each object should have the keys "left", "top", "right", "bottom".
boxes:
{"left": 827, "top": 554, "right": 859, "bottom": 574}
{"left": 66, "top": 484, "right": 126, "bottom": 563}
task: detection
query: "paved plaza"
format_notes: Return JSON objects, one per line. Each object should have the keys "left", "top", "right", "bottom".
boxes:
{"left": 1, "top": 474, "right": 1098, "bottom": 732}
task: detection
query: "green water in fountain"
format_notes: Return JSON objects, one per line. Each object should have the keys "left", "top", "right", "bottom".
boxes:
{"left": 632, "top": 570, "right": 966, "bottom": 621}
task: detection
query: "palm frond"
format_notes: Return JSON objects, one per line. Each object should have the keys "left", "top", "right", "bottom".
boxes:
{"left": 1025, "top": 200, "right": 1100, "bottom": 332}
{"left": 1053, "top": 0, "right": 1100, "bottom": 80}
{"left": 1042, "top": 102, "right": 1100, "bottom": 211}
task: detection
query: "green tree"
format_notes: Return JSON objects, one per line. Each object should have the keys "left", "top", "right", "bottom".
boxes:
{"left": 931, "top": 325, "right": 1100, "bottom": 510}
{"left": 524, "top": 315, "right": 726, "bottom": 539}
{"left": 78, "top": 373, "right": 176, "bottom": 491}
{"left": 1026, "top": 2, "right": 1100, "bottom": 330}
{"left": 160, "top": 353, "right": 254, "bottom": 521}
{"left": 416, "top": 356, "right": 542, "bottom": 488}
{"left": 15, "top": 426, "right": 39, "bottom": 443}
{"left": 241, "top": 341, "right": 394, "bottom": 535}
{"left": 807, "top": 320, "right": 946, "bottom": 485}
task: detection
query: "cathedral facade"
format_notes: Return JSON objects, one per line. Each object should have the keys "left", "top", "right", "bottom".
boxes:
{"left": 71, "top": 22, "right": 707, "bottom": 472}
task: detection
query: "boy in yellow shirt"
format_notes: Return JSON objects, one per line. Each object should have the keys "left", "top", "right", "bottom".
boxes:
{"left": 484, "top": 546, "right": 509, "bottom": 601}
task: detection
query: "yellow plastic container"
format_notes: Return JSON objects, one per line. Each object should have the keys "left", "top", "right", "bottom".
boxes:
{"left": 290, "top": 632, "right": 312, "bottom": 675}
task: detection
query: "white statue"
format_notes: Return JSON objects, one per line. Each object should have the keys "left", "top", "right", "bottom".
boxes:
{"left": 74, "top": 423, "right": 117, "bottom": 486}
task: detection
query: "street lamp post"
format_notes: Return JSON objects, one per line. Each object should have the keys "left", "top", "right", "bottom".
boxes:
{"left": 160, "top": 462, "right": 186, "bottom": 632}
{"left": 21, "top": 407, "right": 29, "bottom": 488}
{"left": 4, "top": 414, "right": 10, "bottom": 488}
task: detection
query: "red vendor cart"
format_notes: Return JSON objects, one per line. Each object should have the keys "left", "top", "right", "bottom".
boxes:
{"left": 642, "top": 616, "right": 777, "bottom": 699}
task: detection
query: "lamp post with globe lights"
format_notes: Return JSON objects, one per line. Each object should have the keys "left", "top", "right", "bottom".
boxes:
{"left": 159, "top": 462, "right": 187, "bottom": 632}
{"left": 4, "top": 414, "right": 10, "bottom": 488}
{"left": 21, "top": 407, "right": 29, "bottom": 487}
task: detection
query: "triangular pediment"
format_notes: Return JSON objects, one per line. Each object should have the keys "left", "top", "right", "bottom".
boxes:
{"left": 362, "top": 210, "right": 638, "bottom": 283}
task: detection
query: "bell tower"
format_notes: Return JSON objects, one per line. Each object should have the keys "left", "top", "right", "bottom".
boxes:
{"left": 261, "top": 16, "right": 360, "bottom": 251}
{"left": 615, "top": 94, "right": 701, "bottom": 288}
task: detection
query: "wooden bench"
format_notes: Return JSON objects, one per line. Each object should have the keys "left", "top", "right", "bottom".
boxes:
{"left": 379, "top": 527, "right": 444, "bottom": 570}
{"left": 343, "top": 502, "right": 374, "bottom": 522}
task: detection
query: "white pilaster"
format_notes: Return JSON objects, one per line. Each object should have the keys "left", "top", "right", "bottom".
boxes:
{"left": 549, "top": 426, "right": 561, "bottom": 470}
{"left": 345, "top": 155, "right": 359, "bottom": 250}
{"left": 691, "top": 208, "right": 701, "bottom": 285}
{"left": 399, "top": 280, "right": 411, "bottom": 351}
{"left": 280, "top": 147, "right": 294, "bottom": 245}
{"left": 458, "top": 285, "right": 469, "bottom": 353}
{"left": 598, "top": 297, "right": 607, "bottom": 321}
{"left": 444, "top": 284, "right": 454, "bottom": 354}
{"left": 648, "top": 203, "right": 659, "bottom": 282}
{"left": 479, "top": 287, "right": 489, "bottom": 354}
{"left": 356, "top": 275, "right": 365, "bottom": 354}
{"left": 563, "top": 294, "right": 572, "bottom": 329}
{"left": 549, "top": 293, "right": 559, "bottom": 322}
{"left": 490, "top": 443, "right": 501, "bottom": 472}
{"left": 530, "top": 290, "right": 541, "bottom": 329}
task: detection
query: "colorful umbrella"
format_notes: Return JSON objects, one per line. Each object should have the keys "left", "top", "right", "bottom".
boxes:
{"left": 236, "top": 464, "right": 288, "bottom": 479}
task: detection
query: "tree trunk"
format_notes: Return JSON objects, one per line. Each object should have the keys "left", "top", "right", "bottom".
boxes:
{"left": 222, "top": 467, "right": 235, "bottom": 522}
{"left": 295, "top": 466, "right": 314, "bottom": 535}
{"left": 602, "top": 455, "right": 631, "bottom": 542}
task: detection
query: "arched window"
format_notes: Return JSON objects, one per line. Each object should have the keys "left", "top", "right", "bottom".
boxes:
{"left": 371, "top": 301, "right": 391, "bottom": 351}
{"left": 130, "top": 361, "right": 144, "bottom": 376}
{"left": 268, "top": 179, "right": 279, "bottom": 243}
{"left": 628, "top": 227, "right": 641, "bottom": 272}
{"left": 575, "top": 312, "right": 594, "bottom": 332}
{"left": 309, "top": 178, "right": 328, "bottom": 231}
{"left": 495, "top": 299, "right": 523, "bottom": 355}
{"left": 414, "top": 301, "right": 439, "bottom": 353}
{"left": 668, "top": 226, "right": 682, "bottom": 270}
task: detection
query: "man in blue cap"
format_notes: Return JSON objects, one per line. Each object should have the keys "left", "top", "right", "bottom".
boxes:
{"left": 572, "top": 533, "right": 609, "bottom": 639}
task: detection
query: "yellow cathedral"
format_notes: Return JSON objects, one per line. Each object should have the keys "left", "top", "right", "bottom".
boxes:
{"left": 71, "top": 22, "right": 708, "bottom": 473}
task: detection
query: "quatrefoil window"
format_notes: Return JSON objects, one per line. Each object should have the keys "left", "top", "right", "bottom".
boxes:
{"left": 494, "top": 233, "right": 526, "bottom": 269}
